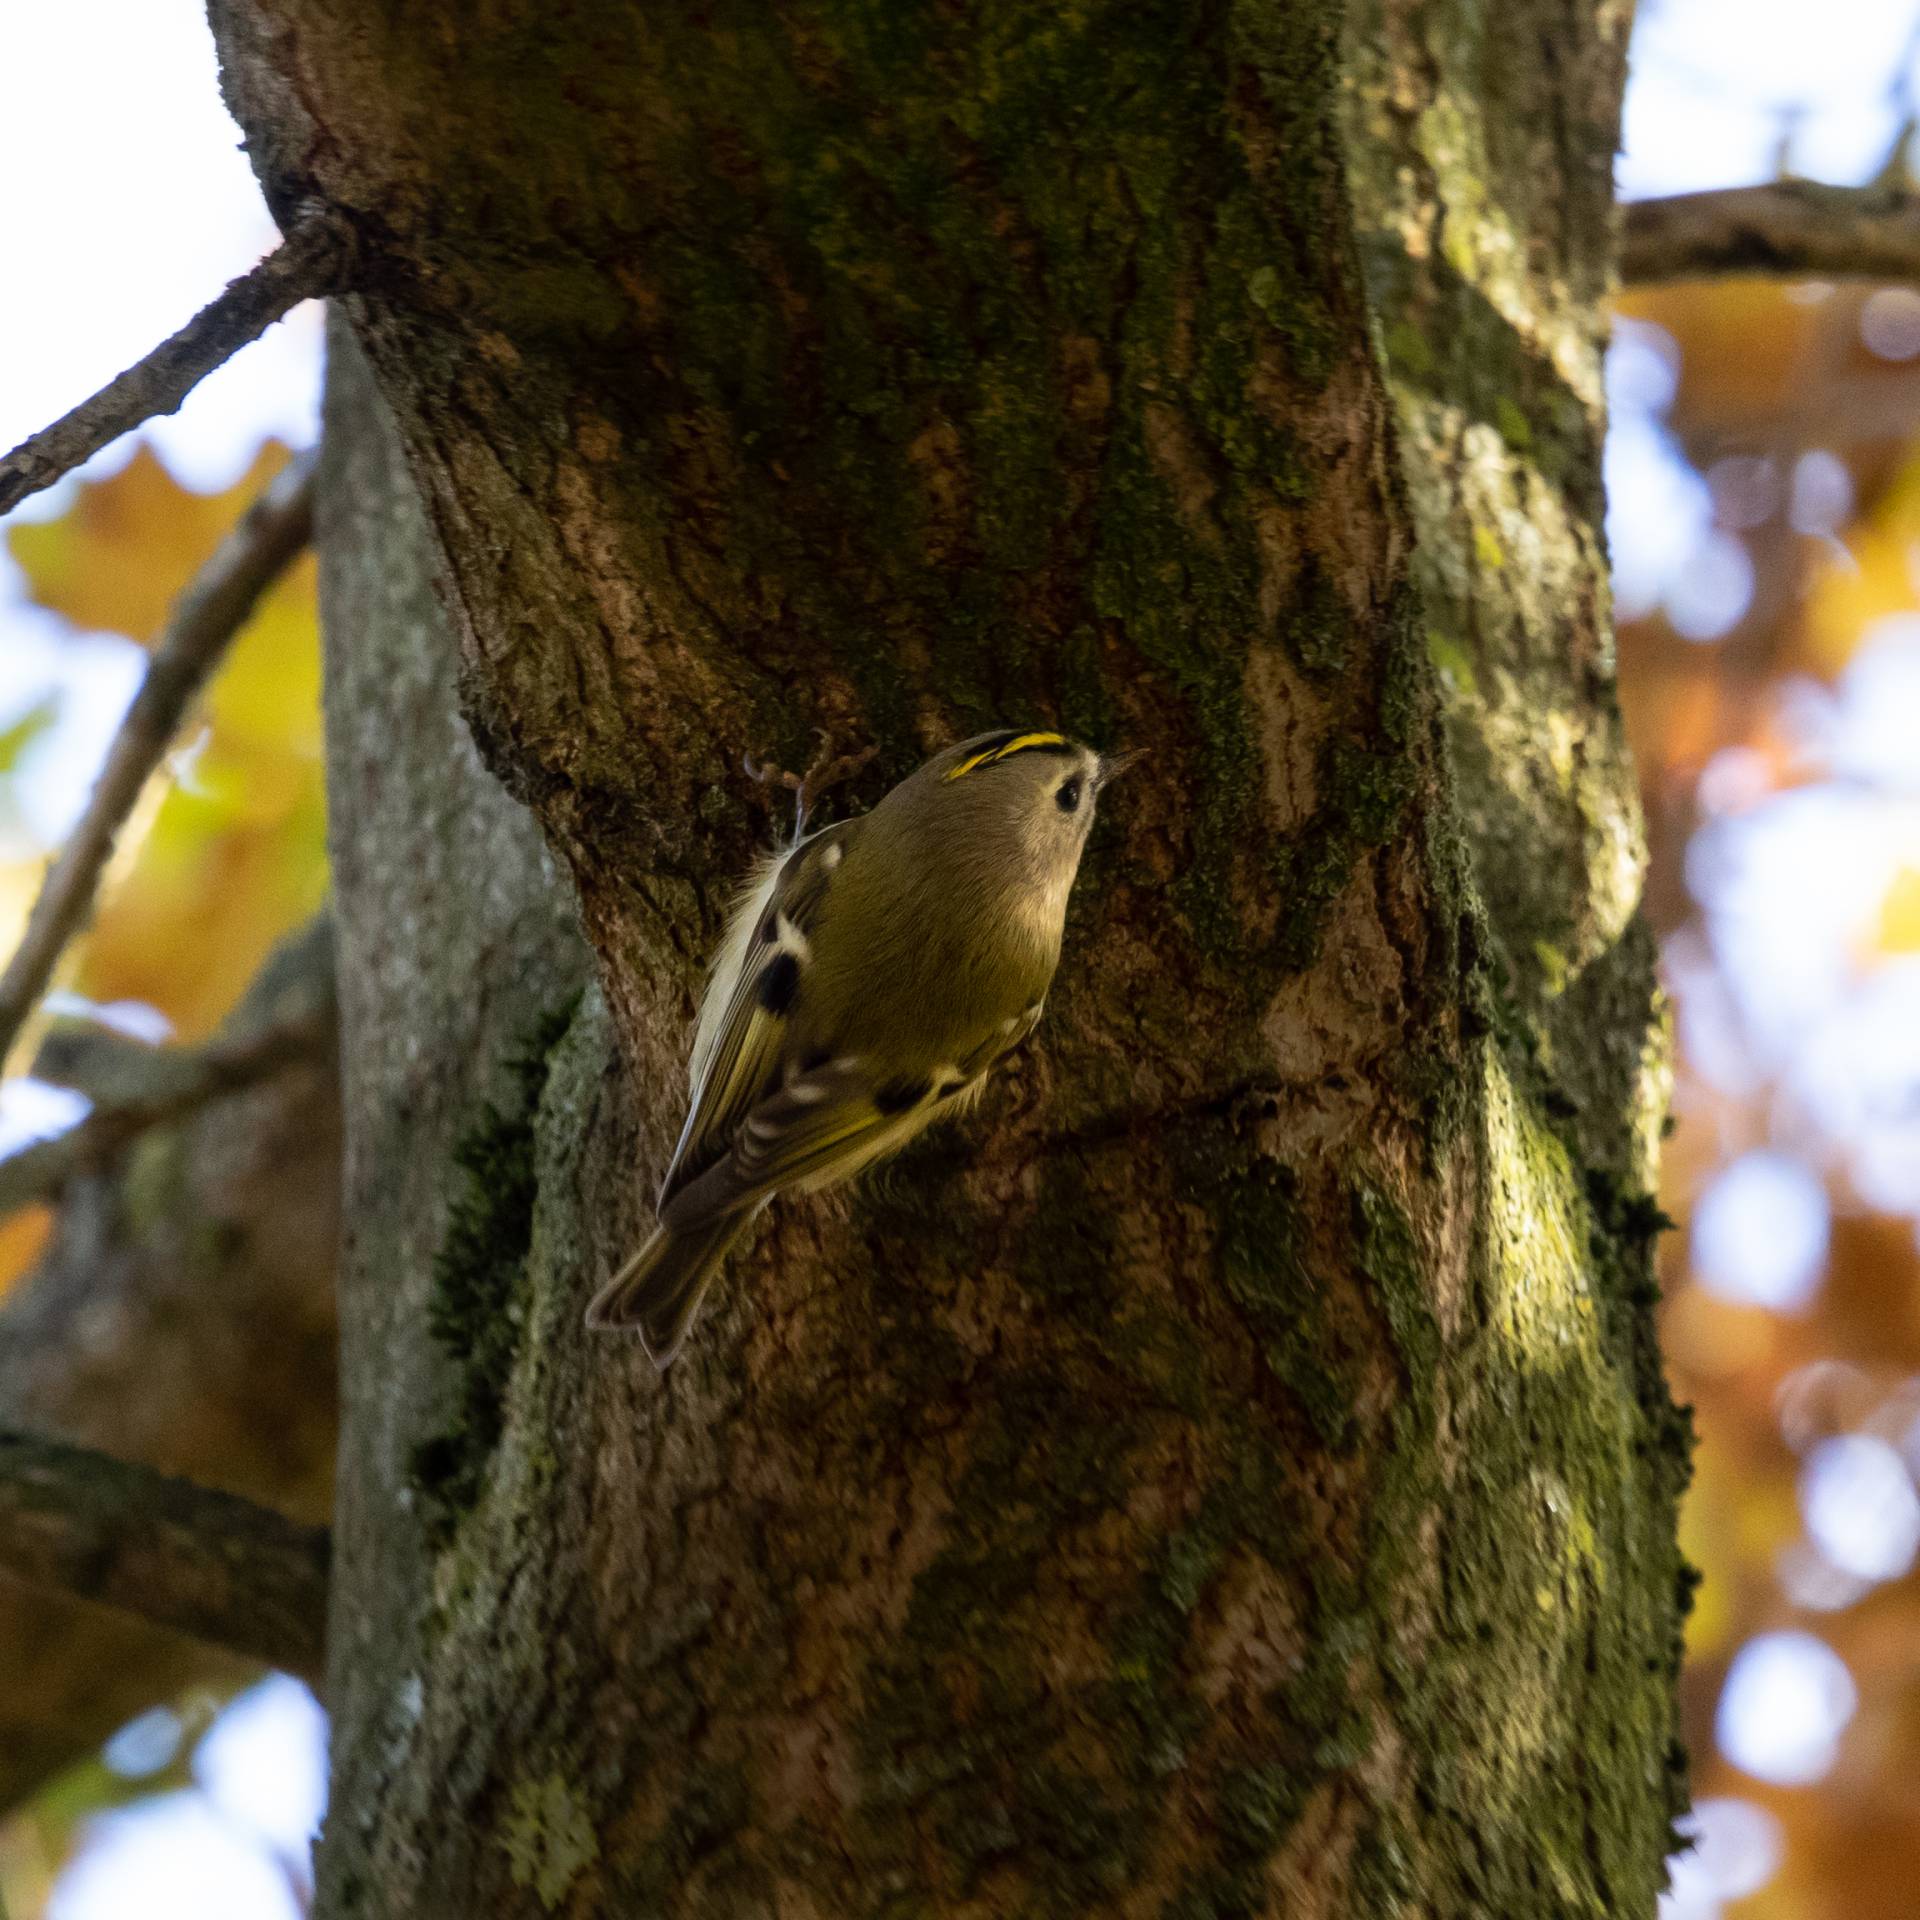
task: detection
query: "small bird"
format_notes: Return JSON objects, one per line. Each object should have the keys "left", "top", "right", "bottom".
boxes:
{"left": 586, "top": 728, "right": 1134, "bottom": 1366}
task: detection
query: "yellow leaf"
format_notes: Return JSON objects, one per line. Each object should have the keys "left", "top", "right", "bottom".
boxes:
{"left": 1802, "top": 440, "right": 1920, "bottom": 675}
{"left": 1614, "top": 280, "right": 1820, "bottom": 433}
{"left": 19, "top": 438, "right": 335, "bottom": 1039}
{"left": 207, "top": 552, "right": 323, "bottom": 755}
{"left": 6, "top": 441, "right": 294, "bottom": 646}
{"left": 0, "top": 858, "right": 47, "bottom": 979}
{"left": 0, "top": 697, "right": 58, "bottom": 780}
{"left": 1876, "top": 867, "right": 1920, "bottom": 955}
{"left": 0, "top": 1205, "right": 52, "bottom": 1304}
{"left": 77, "top": 765, "right": 327, "bottom": 1041}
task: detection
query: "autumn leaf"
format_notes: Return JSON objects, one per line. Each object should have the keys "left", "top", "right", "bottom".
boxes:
{"left": 7, "top": 443, "right": 326, "bottom": 1040}
{"left": 1802, "top": 442, "right": 1920, "bottom": 676}
{"left": 5, "top": 440, "right": 295, "bottom": 647}
{"left": 1876, "top": 868, "right": 1920, "bottom": 956}
{"left": 0, "top": 1206, "right": 53, "bottom": 1307}
{"left": 1616, "top": 280, "right": 1821, "bottom": 434}
{"left": 0, "top": 699, "right": 58, "bottom": 782}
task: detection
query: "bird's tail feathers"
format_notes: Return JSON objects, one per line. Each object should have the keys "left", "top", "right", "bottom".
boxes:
{"left": 584, "top": 1211, "right": 755, "bottom": 1369}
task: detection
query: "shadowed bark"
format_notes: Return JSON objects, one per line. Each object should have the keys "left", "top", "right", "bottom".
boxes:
{"left": 208, "top": 3, "right": 1691, "bottom": 1914}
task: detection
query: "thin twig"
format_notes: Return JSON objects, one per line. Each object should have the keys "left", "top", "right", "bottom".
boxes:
{"left": 0, "top": 215, "right": 351, "bottom": 519}
{"left": 0, "top": 1003, "right": 336, "bottom": 1218}
{"left": 0, "top": 456, "right": 317, "bottom": 1073}
{"left": 744, "top": 732, "right": 880, "bottom": 836}
{"left": 1622, "top": 180, "right": 1920, "bottom": 286}
{"left": 0, "top": 1429, "right": 328, "bottom": 1686}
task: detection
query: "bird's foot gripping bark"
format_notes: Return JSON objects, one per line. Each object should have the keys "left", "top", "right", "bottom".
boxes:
{"left": 742, "top": 733, "right": 879, "bottom": 837}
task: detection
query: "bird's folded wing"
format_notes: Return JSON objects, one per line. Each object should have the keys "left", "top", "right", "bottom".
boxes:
{"left": 659, "top": 821, "right": 853, "bottom": 1203}
{"left": 659, "top": 1058, "right": 922, "bottom": 1227}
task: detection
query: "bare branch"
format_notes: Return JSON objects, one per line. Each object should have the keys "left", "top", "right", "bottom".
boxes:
{"left": 0, "top": 915, "right": 338, "bottom": 1810}
{"left": 0, "top": 455, "right": 316, "bottom": 1072}
{"left": 0, "top": 1429, "right": 328, "bottom": 1686}
{"left": 0, "top": 1000, "right": 336, "bottom": 1217}
{"left": 1622, "top": 181, "right": 1920, "bottom": 286}
{"left": 0, "top": 215, "right": 350, "bottom": 519}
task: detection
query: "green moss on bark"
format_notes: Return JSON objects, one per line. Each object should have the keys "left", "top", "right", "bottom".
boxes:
{"left": 1344, "top": 1047, "right": 1692, "bottom": 1916}
{"left": 1216, "top": 1162, "right": 1363, "bottom": 1452}
{"left": 410, "top": 993, "right": 583, "bottom": 1544}
{"left": 1271, "top": 580, "right": 1431, "bottom": 972}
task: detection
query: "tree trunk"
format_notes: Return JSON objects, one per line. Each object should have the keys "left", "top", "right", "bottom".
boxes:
{"left": 211, "top": 2, "right": 1690, "bottom": 1913}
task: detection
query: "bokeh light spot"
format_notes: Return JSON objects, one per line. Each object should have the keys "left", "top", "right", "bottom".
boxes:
{"left": 1692, "top": 1151, "right": 1830, "bottom": 1311}
{"left": 1660, "top": 1797, "right": 1785, "bottom": 1920}
{"left": 1800, "top": 1432, "right": 1920, "bottom": 1581}
{"left": 1707, "top": 454, "right": 1781, "bottom": 530}
{"left": 1790, "top": 450, "right": 1855, "bottom": 537}
{"left": 1861, "top": 286, "right": 1920, "bottom": 362}
{"left": 1667, "top": 530, "right": 1755, "bottom": 641}
{"left": 102, "top": 1707, "right": 183, "bottom": 1780}
{"left": 1716, "top": 1631, "right": 1857, "bottom": 1785}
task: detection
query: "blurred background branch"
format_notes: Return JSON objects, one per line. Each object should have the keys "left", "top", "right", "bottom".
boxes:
{"left": 0, "top": 1429, "right": 327, "bottom": 1687}
{"left": 0, "top": 15, "right": 339, "bottom": 1908}
{"left": 0, "top": 955, "right": 333, "bottom": 1219}
{"left": 0, "top": 915, "right": 339, "bottom": 1812}
{"left": 1625, "top": 180, "right": 1920, "bottom": 285}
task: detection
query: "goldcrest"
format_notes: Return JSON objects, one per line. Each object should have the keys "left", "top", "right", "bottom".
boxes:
{"left": 586, "top": 729, "right": 1133, "bottom": 1366}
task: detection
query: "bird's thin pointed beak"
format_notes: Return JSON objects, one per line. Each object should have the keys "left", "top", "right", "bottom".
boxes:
{"left": 1096, "top": 748, "right": 1146, "bottom": 789}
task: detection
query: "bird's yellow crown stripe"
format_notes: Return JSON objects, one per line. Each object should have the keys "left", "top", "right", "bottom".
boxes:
{"left": 944, "top": 732, "right": 1069, "bottom": 781}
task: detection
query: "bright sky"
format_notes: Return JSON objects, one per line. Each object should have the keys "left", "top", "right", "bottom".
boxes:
{"left": 4, "top": 1, "right": 1920, "bottom": 1916}
{"left": 0, "top": 0, "right": 319, "bottom": 477}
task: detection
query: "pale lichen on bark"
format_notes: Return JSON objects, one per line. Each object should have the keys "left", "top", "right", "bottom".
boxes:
{"left": 1343, "top": 0, "right": 1694, "bottom": 1905}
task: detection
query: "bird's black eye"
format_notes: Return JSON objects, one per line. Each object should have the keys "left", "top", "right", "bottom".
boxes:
{"left": 1056, "top": 777, "right": 1083, "bottom": 813}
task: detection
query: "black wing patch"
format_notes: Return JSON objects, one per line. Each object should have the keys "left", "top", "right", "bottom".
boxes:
{"left": 661, "top": 1057, "right": 923, "bottom": 1229}
{"left": 874, "top": 1075, "right": 931, "bottom": 1114}
{"left": 658, "top": 820, "right": 854, "bottom": 1204}
{"left": 758, "top": 950, "right": 801, "bottom": 1015}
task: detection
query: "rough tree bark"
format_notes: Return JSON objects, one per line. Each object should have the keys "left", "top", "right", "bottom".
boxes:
{"left": 208, "top": 2, "right": 1689, "bottom": 1914}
